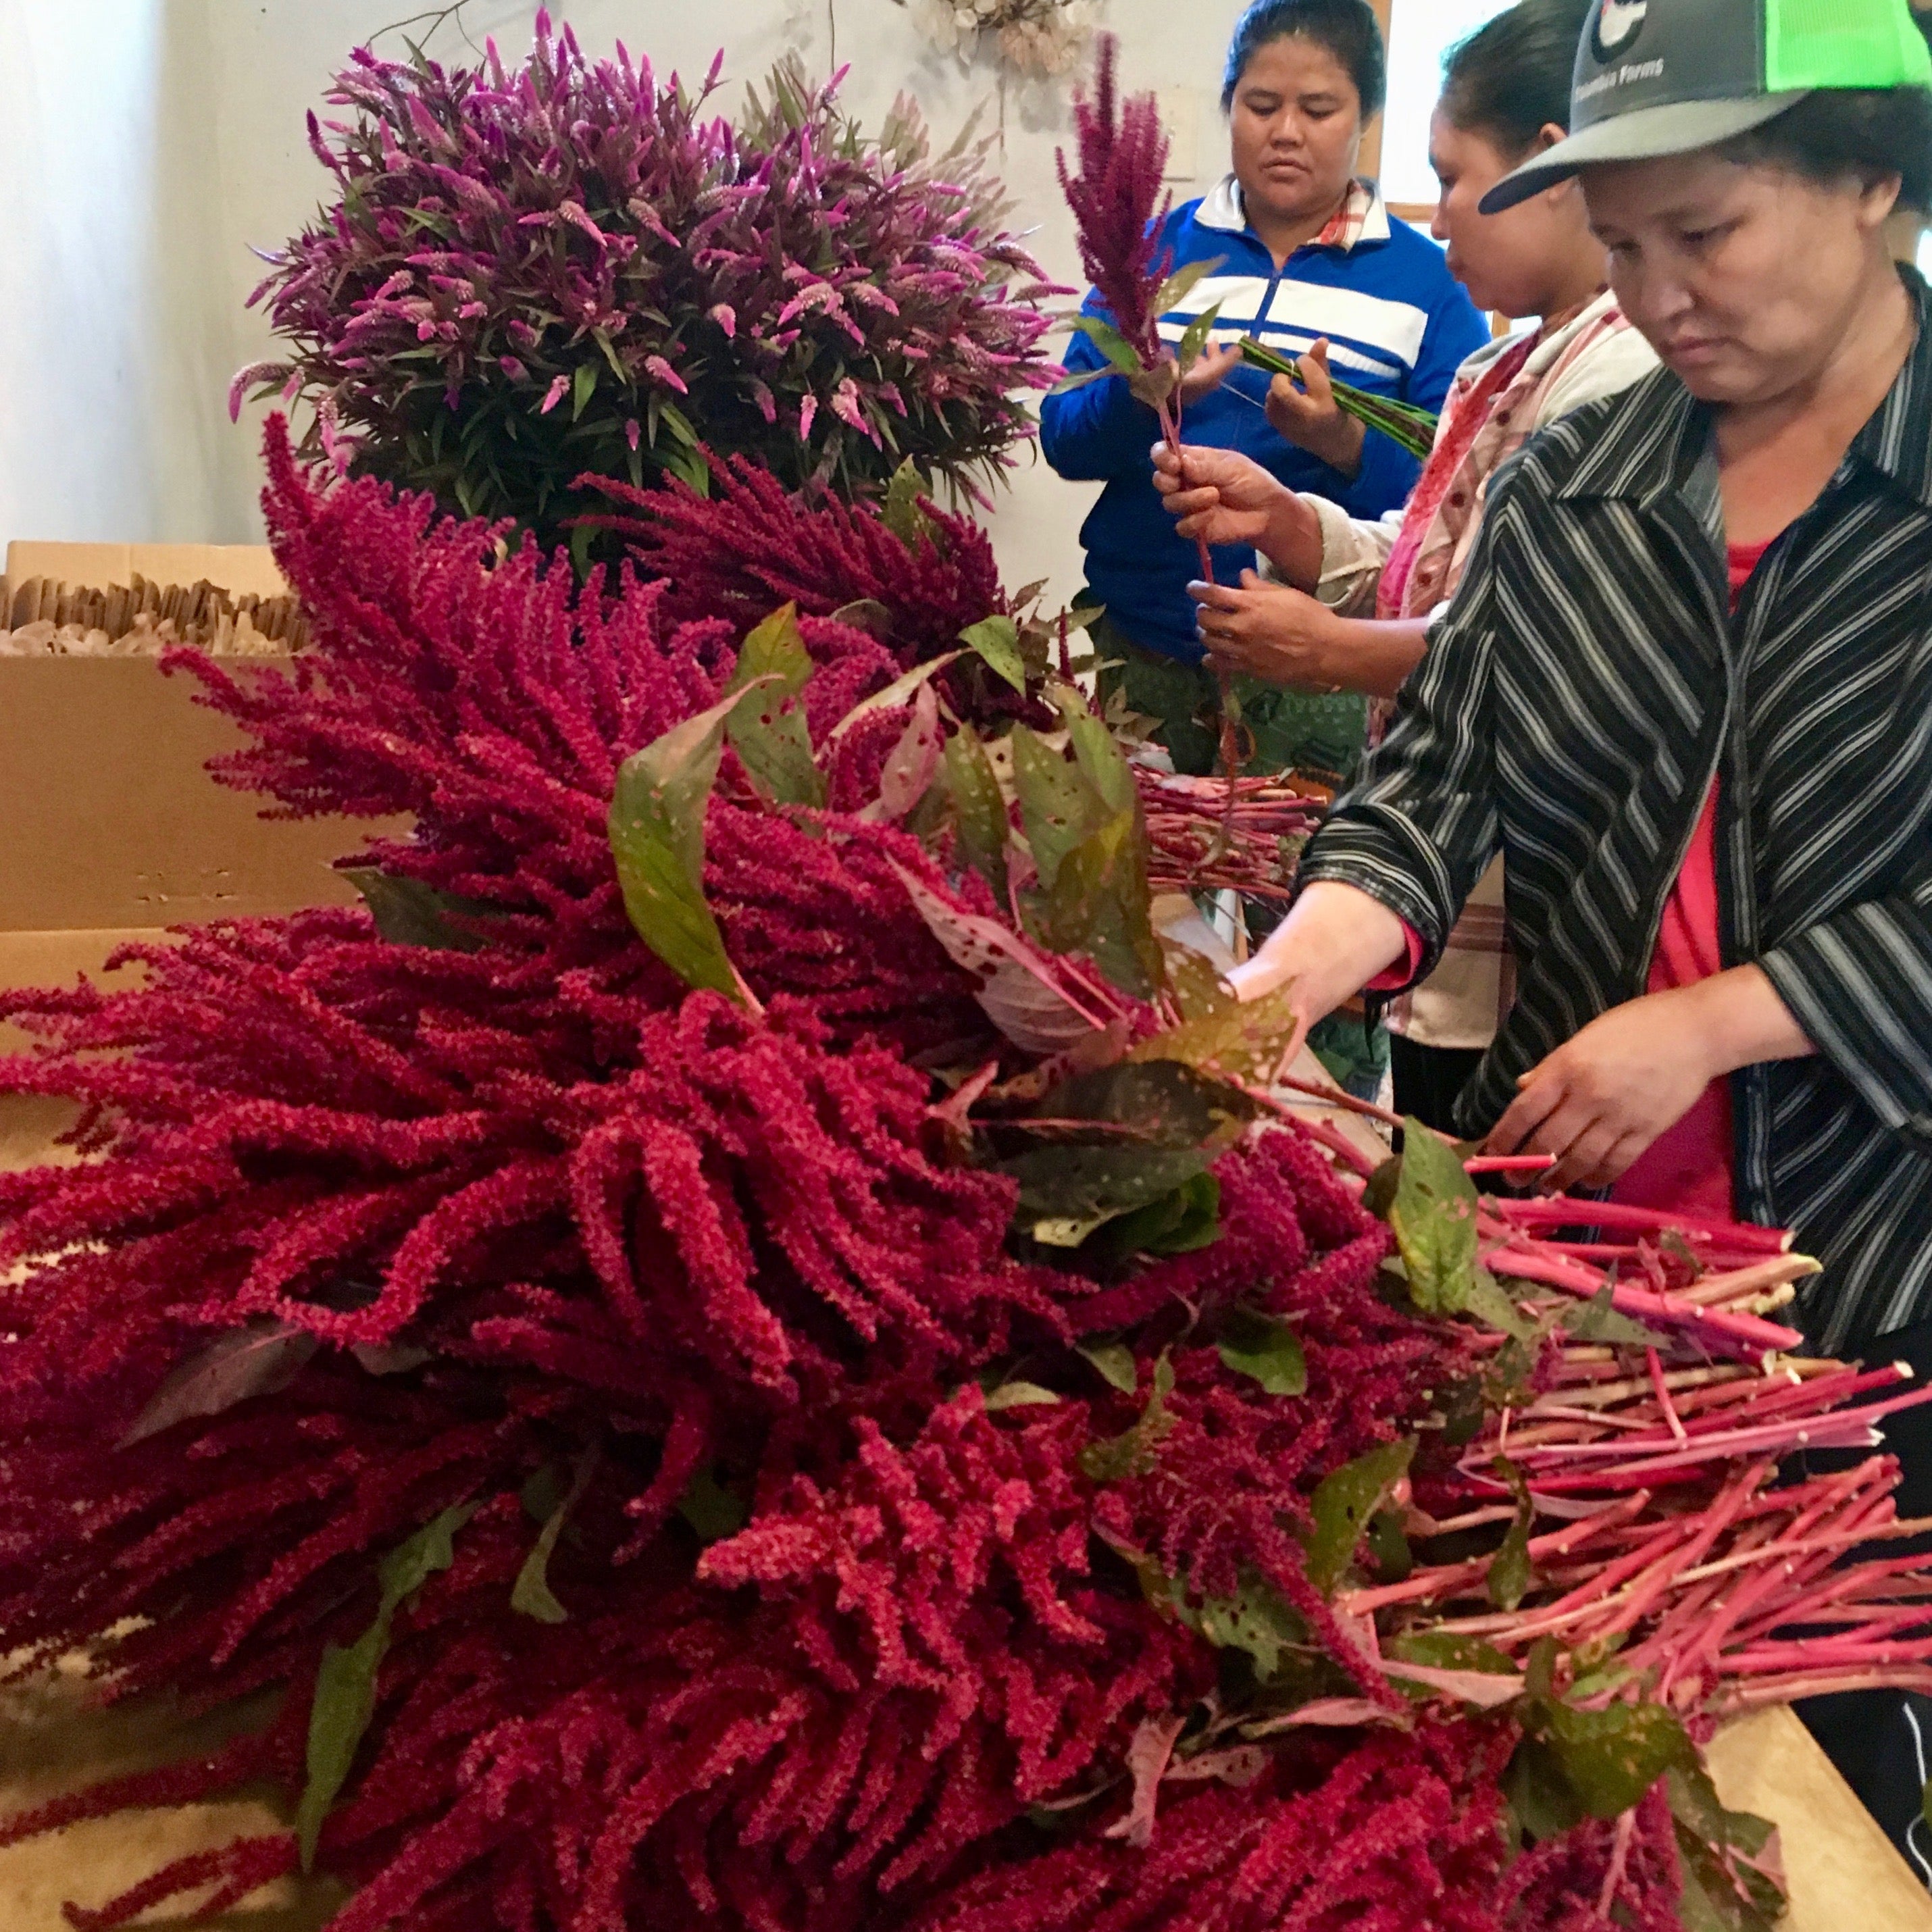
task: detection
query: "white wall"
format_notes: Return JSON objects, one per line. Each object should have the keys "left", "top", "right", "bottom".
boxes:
{"left": 1, "top": 0, "right": 1254, "bottom": 607}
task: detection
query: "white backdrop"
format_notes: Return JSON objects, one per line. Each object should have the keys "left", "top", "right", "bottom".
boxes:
{"left": 0, "top": 0, "right": 1271, "bottom": 608}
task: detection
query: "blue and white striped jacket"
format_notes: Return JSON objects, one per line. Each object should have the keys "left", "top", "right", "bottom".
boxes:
{"left": 1041, "top": 177, "right": 1488, "bottom": 661}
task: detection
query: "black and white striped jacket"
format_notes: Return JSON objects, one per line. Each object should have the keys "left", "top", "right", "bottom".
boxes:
{"left": 1302, "top": 273, "right": 1932, "bottom": 1352}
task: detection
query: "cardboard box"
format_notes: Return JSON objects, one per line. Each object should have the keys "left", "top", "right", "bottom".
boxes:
{"left": 0, "top": 539, "right": 402, "bottom": 948}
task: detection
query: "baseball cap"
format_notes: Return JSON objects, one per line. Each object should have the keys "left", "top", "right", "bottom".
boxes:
{"left": 1479, "top": 0, "right": 1932, "bottom": 213}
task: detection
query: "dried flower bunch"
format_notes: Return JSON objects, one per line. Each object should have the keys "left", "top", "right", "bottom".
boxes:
{"left": 3, "top": 430, "right": 1932, "bottom": 1932}
{"left": 907, "top": 0, "right": 1103, "bottom": 80}
{"left": 233, "top": 14, "right": 1061, "bottom": 561}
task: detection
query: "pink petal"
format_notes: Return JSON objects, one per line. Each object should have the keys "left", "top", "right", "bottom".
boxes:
{"left": 540, "top": 375, "right": 569, "bottom": 415}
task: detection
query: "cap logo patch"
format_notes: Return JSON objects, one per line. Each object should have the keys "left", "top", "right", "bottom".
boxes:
{"left": 1591, "top": 0, "right": 1648, "bottom": 61}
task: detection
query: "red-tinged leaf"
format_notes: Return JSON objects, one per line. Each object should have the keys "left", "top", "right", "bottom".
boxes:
{"left": 823, "top": 651, "right": 965, "bottom": 745}
{"left": 1165, "top": 1744, "right": 1269, "bottom": 1785}
{"left": 1103, "top": 1712, "right": 1186, "bottom": 1848}
{"left": 120, "top": 1321, "right": 321, "bottom": 1447}
{"left": 1381, "top": 1660, "right": 1525, "bottom": 1708}
{"left": 1240, "top": 1699, "right": 1402, "bottom": 1734}
{"left": 863, "top": 682, "right": 942, "bottom": 823}
{"left": 890, "top": 861, "right": 1104, "bottom": 1054}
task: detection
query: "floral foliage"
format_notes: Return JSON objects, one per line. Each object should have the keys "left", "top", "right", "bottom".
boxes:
{"left": 581, "top": 455, "right": 1007, "bottom": 670}
{"left": 234, "top": 16, "right": 1061, "bottom": 558}
{"left": 0, "top": 434, "right": 1915, "bottom": 1932}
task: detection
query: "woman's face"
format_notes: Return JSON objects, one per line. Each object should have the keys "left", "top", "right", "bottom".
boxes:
{"left": 1583, "top": 151, "right": 1900, "bottom": 403}
{"left": 1429, "top": 111, "right": 1577, "bottom": 317}
{"left": 1228, "top": 36, "right": 1366, "bottom": 229}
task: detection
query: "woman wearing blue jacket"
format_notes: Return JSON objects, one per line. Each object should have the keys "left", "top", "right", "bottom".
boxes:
{"left": 1042, "top": 0, "right": 1488, "bottom": 782}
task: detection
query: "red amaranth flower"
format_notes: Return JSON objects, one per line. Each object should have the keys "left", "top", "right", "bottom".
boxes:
{"left": 579, "top": 453, "right": 1009, "bottom": 669}
{"left": 1057, "top": 34, "right": 1171, "bottom": 363}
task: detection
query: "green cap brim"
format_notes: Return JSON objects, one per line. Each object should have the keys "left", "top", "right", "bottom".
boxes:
{"left": 1477, "top": 93, "right": 1810, "bottom": 213}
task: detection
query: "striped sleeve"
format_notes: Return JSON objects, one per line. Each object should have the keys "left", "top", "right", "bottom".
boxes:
{"left": 1757, "top": 843, "right": 1932, "bottom": 1152}
{"left": 1294, "top": 483, "right": 1507, "bottom": 974}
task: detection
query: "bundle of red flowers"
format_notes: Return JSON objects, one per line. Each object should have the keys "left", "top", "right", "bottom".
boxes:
{"left": 1, "top": 433, "right": 1929, "bottom": 1932}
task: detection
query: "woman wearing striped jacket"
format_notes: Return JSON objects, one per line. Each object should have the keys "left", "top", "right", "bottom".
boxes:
{"left": 1234, "top": 0, "right": 1932, "bottom": 1359}
{"left": 1154, "top": 0, "right": 1658, "bottom": 1133}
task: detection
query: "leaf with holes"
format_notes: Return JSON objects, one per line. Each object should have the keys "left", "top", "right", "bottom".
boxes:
{"left": 961, "top": 615, "right": 1027, "bottom": 694}
{"left": 892, "top": 862, "right": 1103, "bottom": 1054}
{"left": 726, "top": 605, "right": 824, "bottom": 809}
{"left": 1079, "top": 1354, "right": 1175, "bottom": 1481}
{"left": 1388, "top": 1121, "right": 1481, "bottom": 1317}
{"left": 943, "top": 721, "right": 1011, "bottom": 900}
{"left": 865, "top": 681, "right": 942, "bottom": 823}
{"left": 1304, "top": 1438, "right": 1416, "bottom": 1594}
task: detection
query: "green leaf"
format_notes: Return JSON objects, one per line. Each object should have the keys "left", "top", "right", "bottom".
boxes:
{"left": 676, "top": 1468, "right": 748, "bottom": 1544}
{"left": 1668, "top": 1763, "right": 1785, "bottom": 1931}
{"left": 571, "top": 359, "right": 598, "bottom": 422}
{"left": 1049, "top": 365, "right": 1117, "bottom": 395}
{"left": 1079, "top": 1353, "right": 1175, "bottom": 1482}
{"left": 726, "top": 605, "right": 825, "bottom": 809}
{"left": 608, "top": 683, "right": 776, "bottom": 999}
{"left": 1152, "top": 256, "right": 1227, "bottom": 317}
{"left": 1091, "top": 1171, "right": 1222, "bottom": 1262}
{"left": 1198, "top": 1569, "right": 1306, "bottom": 1682}
{"left": 1388, "top": 1122, "right": 1481, "bottom": 1317}
{"left": 1127, "top": 982, "right": 1305, "bottom": 1086}
{"left": 297, "top": 1504, "right": 474, "bottom": 1871}
{"left": 960, "top": 615, "right": 1027, "bottom": 694}
{"left": 1079, "top": 1342, "right": 1140, "bottom": 1394}
{"left": 1303, "top": 1438, "right": 1415, "bottom": 1595}
{"left": 1386, "top": 1630, "right": 1519, "bottom": 1677}
{"left": 882, "top": 459, "right": 935, "bottom": 550}
{"left": 1533, "top": 1700, "right": 1697, "bottom": 1821}
{"left": 1039, "top": 805, "right": 1165, "bottom": 1000}
{"left": 1007, "top": 1145, "right": 1209, "bottom": 1246}
{"left": 1011, "top": 725, "right": 1107, "bottom": 892}
{"left": 1367, "top": 1507, "right": 1413, "bottom": 1583}
{"left": 1175, "top": 301, "right": 1225, "bottom": 376}
{"left": 1561, "top": 1285, "right": 1673, "bottom": 1348}
{"left": 984, "top": 1380, "right": 1063, "bottom": 1412}
{"left": 1506, "top": 1737, "right": 1587, "bottom": 1843}
{"left": 511, "top": 1449, "right": 595, "bottom": 1626}
{"left": 342, "top": 869, "right": 495, "bottom": 952}
{"left": 1487, "top": 1457, "right": 1536, "bottom": 1612}
{"left": 1066, "top": 313, "right": 1144, "bottom": 376}
{"left": 942, "top": 722, "right": 1011, "bottom": 901}
{"left": 1466, "top": 1266, "right": 1542, "bottom": 1343}
{"left": 1046, "top": 682, "right": 1136, "bottom": 815}
{"left": 1217, "top": 1308, "right": 1307, "bottom": 1397}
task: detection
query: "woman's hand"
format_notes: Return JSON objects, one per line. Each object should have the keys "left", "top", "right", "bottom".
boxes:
{"left": 1486, "top": 967, "right": 1815, "bottom": 1192}
{"left": 1485, "top": 988, "right": 1723, "bottom": 1193}
{"left": 1152, "top": 444, "right": 1322, "bottom": 584}
{"left": 1177, "top": 341, "right": 1243, "bottom": 409}
{"left": 1190, "top": 570, "right": 1346, "bottom": 688}
{"left": 1266, "top": 340, "right": 1366, "bottom": 481}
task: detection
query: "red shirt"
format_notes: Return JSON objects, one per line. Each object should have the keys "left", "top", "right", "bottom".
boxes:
{"left": 1606, "top": 540, "right": 1770, "bottom": 1217}
{"left": 1375, "top": 541, "right": 1769, "bottom": 1217}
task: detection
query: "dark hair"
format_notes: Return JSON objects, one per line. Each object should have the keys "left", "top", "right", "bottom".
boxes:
{"left": 1439, "top": 0, "right": 1596, "bottom": 159}
{"left": 1220, "top": 0, "right": 1386, "bottom": 120}
{"left": 1721, "top": 87, "right": 1932, "bottom": 219}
